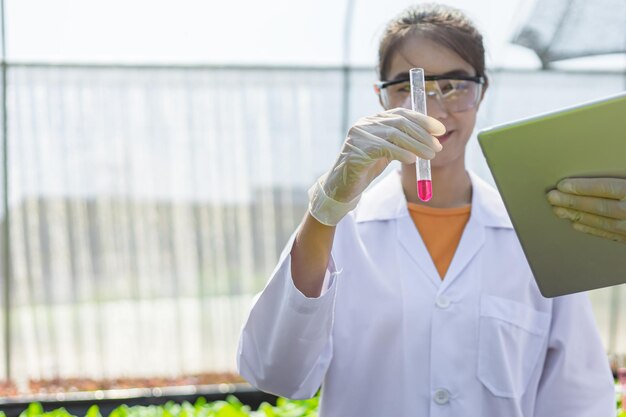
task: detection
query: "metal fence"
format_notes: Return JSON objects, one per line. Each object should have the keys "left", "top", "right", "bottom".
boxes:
{"left": 0, "top": 63, "right": 624, "bottom": 388}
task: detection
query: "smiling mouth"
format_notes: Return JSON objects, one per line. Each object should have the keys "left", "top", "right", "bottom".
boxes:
{"left": 437, "top": 130, "right": 454, "bottom": 143}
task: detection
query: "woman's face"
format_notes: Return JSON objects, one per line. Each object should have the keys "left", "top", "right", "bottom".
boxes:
{"left": 382, "top": 35, "right": 482, "bottom": 169}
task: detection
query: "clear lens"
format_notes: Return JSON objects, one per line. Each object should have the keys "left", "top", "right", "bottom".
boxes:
{"left": 433, "top": 79, "right": 480, "bottom": 112}
{"left": 382, "top": 79, "right": 481, "bottom": 112}
{"left": 381, "top": 81, "right": 410, "bottom": 109}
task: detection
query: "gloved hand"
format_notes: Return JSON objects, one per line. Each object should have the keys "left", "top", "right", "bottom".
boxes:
{"left": 309, "top": 107, "right": 445, "bottom": 226}
{"left": 546, "top": 177, "right": 626, "bottom": 243}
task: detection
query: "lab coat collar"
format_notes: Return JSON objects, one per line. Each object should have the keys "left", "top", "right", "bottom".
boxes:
{"left": 354, "top": 169, "right": 513, "bottom": 230}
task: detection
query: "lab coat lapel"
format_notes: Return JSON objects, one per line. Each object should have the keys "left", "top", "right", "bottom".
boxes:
{"left": 439, "top": 172, "right": 512, "bottom": 291}
{"left": 397, "top": 215, "right": 442, "bottom": 289}
{"left": 355, "top": 170, "right": 442, "bottom": 288}
{"left": 354, "top": 170, "right": 512, "bottom": 291}
{"left": 439, "top": 214, "right": 485, "bottom": 291}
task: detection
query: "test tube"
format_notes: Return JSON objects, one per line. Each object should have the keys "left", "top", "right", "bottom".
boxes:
{"left": 409, "top": 68, "right": 432, "bottom": 202}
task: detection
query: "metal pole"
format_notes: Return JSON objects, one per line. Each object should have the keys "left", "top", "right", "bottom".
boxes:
{"left": 0, "top": 0, "right": 10, "bottom": 382}
{"left": 340, "top": 0, "right": 355, "bottom": 138}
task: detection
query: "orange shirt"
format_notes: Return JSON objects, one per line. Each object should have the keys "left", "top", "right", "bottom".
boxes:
{"left": 407, "top": 203, "right": 471, "bottom": 280}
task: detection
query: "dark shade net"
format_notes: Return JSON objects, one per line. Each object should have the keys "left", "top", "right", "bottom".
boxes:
{"left": 512, "top": 0, "right": 626, "bottom": 67}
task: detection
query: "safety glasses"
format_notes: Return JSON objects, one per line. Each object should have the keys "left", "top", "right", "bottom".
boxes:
{"left": 374, "top": 75, "right": 485, "bottom": 112}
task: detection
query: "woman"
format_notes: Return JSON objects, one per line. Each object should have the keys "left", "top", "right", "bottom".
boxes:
{"left": 238, "top": 4, "right": 615, "bottom": 416}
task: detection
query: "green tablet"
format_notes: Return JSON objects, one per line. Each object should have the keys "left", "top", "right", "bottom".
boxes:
{"left": 478, "top": 92, "right": 626, "bottom": 297}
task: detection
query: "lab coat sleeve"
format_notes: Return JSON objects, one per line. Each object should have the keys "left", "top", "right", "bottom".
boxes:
{"left": 237, "top": 233, "right": 339, "bottom": 399}
{"left": 533, "top": 293, "right": 615, "bottom": 417}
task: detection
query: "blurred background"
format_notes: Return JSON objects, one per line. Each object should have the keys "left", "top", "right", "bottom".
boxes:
{"left": 0, "top": 0, "right": 624, "bottom": 397}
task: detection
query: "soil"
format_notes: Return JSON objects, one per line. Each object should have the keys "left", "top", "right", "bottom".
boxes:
{"left": 0, "top": 372, "right": 246, "bottom": 398}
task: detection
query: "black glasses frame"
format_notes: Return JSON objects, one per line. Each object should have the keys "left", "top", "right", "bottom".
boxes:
{"left": 375, "top": 75, "right": 485, "bottom": 90}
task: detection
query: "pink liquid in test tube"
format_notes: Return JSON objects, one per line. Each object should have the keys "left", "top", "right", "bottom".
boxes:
{"left": 417, "top": 179, "right": 432, "bottom": 201}
{"left": 410, "top": 68, "right": 432, "bottom": 202}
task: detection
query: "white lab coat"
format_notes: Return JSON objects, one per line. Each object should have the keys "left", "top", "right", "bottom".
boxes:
{"left": 238, "top": 170, "right": 615, "bottom": 417}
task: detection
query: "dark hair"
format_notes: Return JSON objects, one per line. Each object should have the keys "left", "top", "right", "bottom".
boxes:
{"left": 378, "top": 3, "right": 489, "bottom": 90}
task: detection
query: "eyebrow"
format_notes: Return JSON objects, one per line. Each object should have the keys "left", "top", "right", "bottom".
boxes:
{"left": 439, "top": 69, "right": 474, "bottom": 78}
{"left": 389, "top": 68, "right": 474, "bottom": 81}
{"left": 390, "top": 72, "right": 410, "bottom": 81}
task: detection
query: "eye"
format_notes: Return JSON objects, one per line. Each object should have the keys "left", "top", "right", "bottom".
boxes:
{"left": 391, "top": 82, "right": 411, "bottom": 94}
{"left": 453, "top": 81, "right": 471, "bottom": 93}
{"left": 439, "top": 80, "right": 472, "bottom": 101}
{"left": 439, "top": 80, "right": 455, "bottom": 95}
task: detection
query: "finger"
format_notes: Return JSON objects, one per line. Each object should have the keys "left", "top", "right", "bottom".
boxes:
{"left": 547, "top": 190, "right": 626, "bottom": 220}
{"left": 377, "top": 114, "right": 442, "bottom": 151}
{"left": 557, "top": 177, "right": 626, "bottom": 200}
{"left": 387, "top": 130, "right": 437, "bottom": 160}
{"left": 385, "top": 108, "right": 446, "bottom": 136}
{"left": 572, "top": 223, "right": 626, "bottom": 243}
{"left": 553, "top": 207, "right": 626, "bottom": 236}
{"left": 399, "top": 122, "right": 443, "bottom": 152}
{"left": 347, "top": 126, "right": 421, "bottom": 164}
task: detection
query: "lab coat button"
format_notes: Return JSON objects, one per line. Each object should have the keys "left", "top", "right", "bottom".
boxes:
{"left": 433, "top": 388, "right": 450, "bottom": 405}
{"left": 435, "top": 296, "right": 450, "bottom": 309}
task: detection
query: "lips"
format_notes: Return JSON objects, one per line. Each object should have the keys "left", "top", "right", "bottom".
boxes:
{"left": 437, "top": 130, "right": 454, "bottom": 144}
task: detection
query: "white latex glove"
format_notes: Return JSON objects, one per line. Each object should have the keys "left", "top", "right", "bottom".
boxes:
{"left": 309, "top": 107, "right": 445, "bottom": 226}
{"left": 547, "top": 177, "right": 626, "bottom": 243}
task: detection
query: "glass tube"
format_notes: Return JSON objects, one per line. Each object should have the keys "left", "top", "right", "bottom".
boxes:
{"left": 409, "top": 68, "right": 432, "bottom": 202}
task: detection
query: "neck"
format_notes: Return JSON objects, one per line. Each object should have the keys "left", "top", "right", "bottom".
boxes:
{"left": 402, "top": 158, "right": 472, "bottom": 208}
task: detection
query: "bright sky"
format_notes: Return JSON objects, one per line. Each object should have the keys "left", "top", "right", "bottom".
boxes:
{"left": 5, "top": 0, "right": 624, "bottom": 70}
